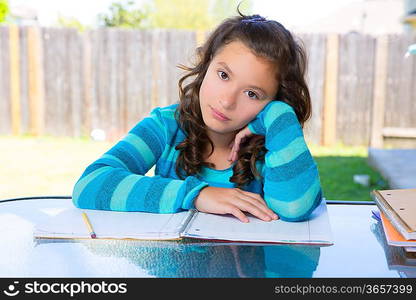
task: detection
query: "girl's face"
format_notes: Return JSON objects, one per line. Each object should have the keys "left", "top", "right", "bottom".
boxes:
{"left": 199, "top": 40, "right": 279, "bottom": 142}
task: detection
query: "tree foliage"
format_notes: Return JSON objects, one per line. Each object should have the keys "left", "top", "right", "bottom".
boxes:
{"left": 210, "top": 0, "right": 252, "bottom": 25}
{"left": 57, "top": 15, "right": 89, "bottom": 32}
{"left": 97, "top": 0, "right": 252, "bottom": 30}
{"left": 148, "top": 0, "right": 213, "bottom": 30}
{"left": 148, "top": 0, "right": 252, "bottom": 30}
{"left": 97, "top": 0, "right": 151, "bottom": 28}
{"left": 0, "top": 0, "right": 9, "bottom": 23}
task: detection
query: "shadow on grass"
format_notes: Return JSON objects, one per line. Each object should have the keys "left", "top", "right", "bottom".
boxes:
{"left": 314, "top": 156, "right": 389, "bottom": 202}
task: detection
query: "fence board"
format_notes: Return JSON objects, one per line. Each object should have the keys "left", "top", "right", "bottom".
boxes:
{"left": 43, "top": 28, "right": 57, "bottom": 136}
{"left": 299, "top": 33, "right": 326, "bottom": 145}
{"left": 117, "top": 29, "right": 127, "bottom": 135}
{"left": 10, "top": 25, "right": 20, "bottom": 135}
{"left": 371, "top": 35, "right": 389, "bottom": 148}
{"left": 82, "top": 30, "right": 92, "bottom": 137}
{"left": 337, "top": 33, "right": 375, "bottom": 145}
{"left": 27, "top": 27, "right": 45, "bottom": 135}
{"left": 142, "top": 30, "right": 153, "bottom": 125}
{"left": 19, "top": 26, "right": 29, "bottom": 134}
{"left": 323, "top": 33, "right": 338, "bottom": 146}
{"left": 125, "top": 29, "right": 140, "bottom": 131}
{"left": 385, "top": 34, "right": 416, "bottom": 129}
{"left": 0, "top": 26, "right": 11, "bottom": 134}
{"left": 90, "top": 29, "right": 99, "bottom": 132}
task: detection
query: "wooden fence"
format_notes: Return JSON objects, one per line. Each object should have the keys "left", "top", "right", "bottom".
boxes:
{"left": 1, "top": 25, "right": 416, "bottom": 147}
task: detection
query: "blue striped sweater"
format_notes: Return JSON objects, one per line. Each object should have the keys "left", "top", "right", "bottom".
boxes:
{"left": 72, "top": 100, "right": 322, "bottom": 221}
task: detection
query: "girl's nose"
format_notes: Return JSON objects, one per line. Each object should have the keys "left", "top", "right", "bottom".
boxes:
{"left": 219, "top": 92, "right": 238, "bottom": 109}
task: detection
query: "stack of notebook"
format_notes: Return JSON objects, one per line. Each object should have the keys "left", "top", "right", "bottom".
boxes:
{"left": 372, "top": 189, "right": 416, "bottom": 252}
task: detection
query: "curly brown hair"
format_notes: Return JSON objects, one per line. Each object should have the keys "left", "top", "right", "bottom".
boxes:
{"left": 174, "top": 5, "right": 311, "bottom": 188}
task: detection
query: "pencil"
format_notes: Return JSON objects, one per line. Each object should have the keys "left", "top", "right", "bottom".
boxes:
{"left": 81, "top": 212, "right": 97, "bottom": 239}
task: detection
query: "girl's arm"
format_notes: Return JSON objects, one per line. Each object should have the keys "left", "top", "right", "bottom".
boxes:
{"left": 72, "top": 106, "right": 209, "bottom": 213}
{"left": 247, "top": 100, "right": 323, "bottom": 221}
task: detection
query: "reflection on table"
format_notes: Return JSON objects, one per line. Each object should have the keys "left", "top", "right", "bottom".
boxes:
{"left": 37, "top": 239, "right": 321, "bottom": 278}
{"left": 371, "top": 221, "right": 416, "bottom": 278}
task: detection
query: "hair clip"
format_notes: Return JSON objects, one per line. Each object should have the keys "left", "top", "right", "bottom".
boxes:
{"left": 241, "top": 15, "right": 268, "bottom": 24}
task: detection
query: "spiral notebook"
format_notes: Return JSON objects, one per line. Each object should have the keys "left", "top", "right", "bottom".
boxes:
{"left": 372, "top": 189, "right": 416, "bottom": 240}
{"left": 34, "top": 201, "right": 333, "bottom": 245}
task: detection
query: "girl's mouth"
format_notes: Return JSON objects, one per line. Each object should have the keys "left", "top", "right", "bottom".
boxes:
{"left": 210, "top": 106, "right": 230, "bottom": 121}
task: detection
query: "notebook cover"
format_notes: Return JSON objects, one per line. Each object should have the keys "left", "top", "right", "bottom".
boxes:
{"left": 376, "top": 189, "right": 416, "bottom": 233}
{"left": 380, "top": 212, "right": 416, "bottom": 247}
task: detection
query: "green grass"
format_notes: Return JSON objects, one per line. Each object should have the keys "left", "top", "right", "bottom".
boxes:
{"left": 0, "top": 135, "right": 113, "bottom": 200}
{"left": 309, "top": 144, "right": 389, "bottom": 201}
{"left": 0, "top": 136, "right": 388, "bottom": 201}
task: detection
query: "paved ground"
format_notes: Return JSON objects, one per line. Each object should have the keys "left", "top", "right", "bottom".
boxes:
{"left": 368, "top": 148, "right": 416, "bottom": 189}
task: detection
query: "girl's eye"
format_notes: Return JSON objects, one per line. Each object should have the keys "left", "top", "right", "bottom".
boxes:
{"left": 245, "top": 90, "right": 259, "bottom": 100}
{"left": 217, "top": 70, "right": 260, "bottom": 99}
{"left": 217, "top": 71, "right": 229, "bottom": 80}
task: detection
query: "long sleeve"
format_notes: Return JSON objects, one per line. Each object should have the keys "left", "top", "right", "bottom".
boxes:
{"left": 248, "top": 100, "right": 322, "bottom": 221}
{"left": 72, "top": 106, "right": 209, "bottom": 213}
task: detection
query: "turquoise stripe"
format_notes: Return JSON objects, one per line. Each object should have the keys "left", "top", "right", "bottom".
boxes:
{"left": 158, "top": 180, "right": 182, "bottom": 213}
{"left": 149, "top": 114, "right": 165, "bottom": 134}
{"left": 247, "top": 123, "right": 259, "bottom": 135}
{"left": 182, "top": 181, "right": 210, "bottom": 210}
{"left": 199, "top": 166, "right": 233, "bottom": 182}
{"left": 265, "top": 165, "right": 319, "bottom": 200}
{"left": 72, "top": 166, "right": 112, "bottom": 206}
{"left": 265, "top": 179, "right": 321, "bottom": 218}
{"left": 123, "top": 133, "right": 155, "bottom": 166}
{"left": 206, "top": 181, "right": 235, "bottom": 188}
{"left": 110, "top": 174, "right": 142, "bottom": 210}
{"left": 267, "top": 123, "right": 302, "bottom": 151}
{"left": 159, "top": 108, "right": 176, "bottom": 120}
{"left": 266, "top": 137, "right": 307, "bottom": 167}
{"left": 157, "top": 151, "right": 179, "bottom": 173}
{"left": 101, "top": 153, "right": 129, "bottom": 170}
{"left": 264, "top": 102, "right": 293, "bottom": 129}
{"left": 163, "top": 148, "right": 179, "bottom": 162}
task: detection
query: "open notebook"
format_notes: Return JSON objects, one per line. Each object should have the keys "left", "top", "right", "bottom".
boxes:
{"left": 34, "top": 201, "right": 333, "bottom": 245}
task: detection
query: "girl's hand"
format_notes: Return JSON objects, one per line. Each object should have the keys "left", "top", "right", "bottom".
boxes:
{"left": 228, "top": 126, "right": 254, "bottom": 162}
{"left": 194, "top": 186, "right": 279, "bottom": 223}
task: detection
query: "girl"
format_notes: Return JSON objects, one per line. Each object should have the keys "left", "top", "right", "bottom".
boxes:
{"left": 72, "top": 9, "right": 322, "bottom": 223}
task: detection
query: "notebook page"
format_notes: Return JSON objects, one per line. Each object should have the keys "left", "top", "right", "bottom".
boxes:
{"left": 34, "top": 208, "right": 192, "bottom": 240}
{"left": 304, "top": 201, "right": 333, "bottom": 244}
{"left": 182, "top": 201, "right": 333, "bottom": 245}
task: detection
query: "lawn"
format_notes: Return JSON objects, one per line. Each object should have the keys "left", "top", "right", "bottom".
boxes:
{"left": 309, "top": 144, "right": 389, "bottom": 201}
{"left": 0, "top": 136, "right": 114, "bottom": 200}
{"left": 0, "top": 136, "right": 388, "bottom": 201}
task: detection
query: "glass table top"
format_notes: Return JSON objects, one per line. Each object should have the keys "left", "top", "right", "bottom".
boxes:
{"left": 0, "top": 198, "right": 414, "bottom": 278}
